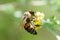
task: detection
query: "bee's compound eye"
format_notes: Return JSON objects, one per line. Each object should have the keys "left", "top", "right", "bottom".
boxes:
{"left": 29, "top": 11, "right": 35, "bottom": 16}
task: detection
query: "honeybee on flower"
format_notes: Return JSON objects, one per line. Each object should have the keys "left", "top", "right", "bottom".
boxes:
{"left": 23, "top": 10, "right": 45, "bottom": 35}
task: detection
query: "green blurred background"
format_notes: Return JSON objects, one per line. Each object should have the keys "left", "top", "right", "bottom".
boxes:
{"left": 0, "top": 0, "right": 60, "bottom": 40}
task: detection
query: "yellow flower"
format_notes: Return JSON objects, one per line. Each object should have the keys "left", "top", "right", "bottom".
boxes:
{"left": 33, "top": 12, "right": 45, "bottom": 30}
{"left": 35, "top": 12, "right": 45, "bottom": 20}
{"left": 33, "top": 19, "right": 42, "bottom": 30}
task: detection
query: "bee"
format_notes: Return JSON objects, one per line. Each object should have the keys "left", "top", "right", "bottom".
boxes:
{"left": 23, "top": 11, "right": 45, "bottom": 35}
{"left": 23, "top": 11, "right": 37, "bottom": 35}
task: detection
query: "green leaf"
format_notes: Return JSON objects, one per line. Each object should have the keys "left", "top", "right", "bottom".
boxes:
{"left": 43, "top": 16, "right": 60, "bottom": 35}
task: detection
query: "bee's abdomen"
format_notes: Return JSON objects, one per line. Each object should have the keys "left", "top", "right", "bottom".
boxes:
{"left": 29, "top": 28, "right": 37, "bottom": 35}
{"left": 24, "top": 23, "right": 37, "bottom": 35}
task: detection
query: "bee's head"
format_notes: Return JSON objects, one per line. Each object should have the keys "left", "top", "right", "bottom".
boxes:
{"left": 29, "top": 11, "right": 35, "bottom": 16}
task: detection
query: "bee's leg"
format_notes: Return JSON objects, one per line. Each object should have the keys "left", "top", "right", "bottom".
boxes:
{"left": 35, "top": 25, "right": 40, "bottom": 27}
